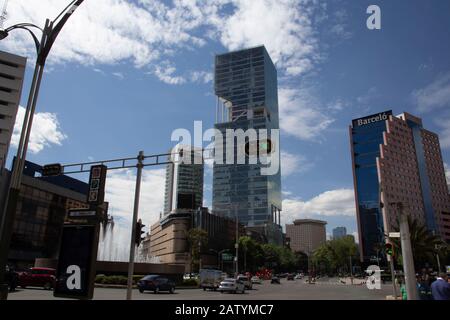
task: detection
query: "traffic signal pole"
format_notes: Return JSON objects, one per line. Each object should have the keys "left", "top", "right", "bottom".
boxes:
{"left": 388, "top": 255, "right": 398, "bottom": 298}
{"left": 126, "top": 151, "right": 144, "bottom": 300}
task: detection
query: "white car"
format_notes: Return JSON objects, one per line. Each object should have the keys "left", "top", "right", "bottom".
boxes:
{"left": 251, "top": 276, "right": 262, "bottom": 284}
{"left": 295, "top": 274, "right": 303, "bottom": 280}
{"left": 218, "top": 278, "right": 245, "bottom": 294}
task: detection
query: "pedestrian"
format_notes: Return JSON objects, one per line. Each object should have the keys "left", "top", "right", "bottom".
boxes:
{"left": 431, "top": 273, "right": 450, "bottom": 300}
{"left": 417, "top": 275, "right": 431, "bottom": 300}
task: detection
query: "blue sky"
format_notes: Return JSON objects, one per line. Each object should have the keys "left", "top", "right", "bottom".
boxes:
{"left": 1, "top": 0, "right": 450, "bottom": 242}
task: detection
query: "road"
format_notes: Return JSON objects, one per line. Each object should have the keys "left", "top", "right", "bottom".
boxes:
{"left": 7, "top": 277, "right": 393, "bottom": 300}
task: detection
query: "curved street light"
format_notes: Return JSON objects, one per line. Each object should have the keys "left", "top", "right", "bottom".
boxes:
{"left": 0, "top": 0, "right": 86, "bottom": 300}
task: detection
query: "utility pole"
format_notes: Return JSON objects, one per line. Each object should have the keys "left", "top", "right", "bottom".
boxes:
{"left": 392, "top": 202, "right": 418, "bottom": 300}
{"left": 235, "top": 203, "right": 239, "bottom": 277}
{"left": 126, "top": 151, "right": 144, "bottom": 300}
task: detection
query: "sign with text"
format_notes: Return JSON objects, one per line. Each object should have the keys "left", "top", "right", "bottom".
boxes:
{"left": 54, "top": 224, "right": 99, "bottom": 300}
{"left": 352, "top": 110, "right": 392, "bottom": 127}
{"left": 87, "top": 165, "right": 107, "bottom": 206}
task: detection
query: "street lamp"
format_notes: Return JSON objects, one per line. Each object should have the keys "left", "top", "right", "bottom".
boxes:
{"left": 0, "top": 0, "right": 85, "bottom": 300}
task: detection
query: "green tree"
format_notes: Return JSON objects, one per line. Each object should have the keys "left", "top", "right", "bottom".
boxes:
{"left": 186, "top": 228, "right": 208, "bottom": 272}
{"left": 312, "top": 236, "right": 358, "bottom": 275}
{"left": 391, "top": 217, "right": 446, "bottom": 270}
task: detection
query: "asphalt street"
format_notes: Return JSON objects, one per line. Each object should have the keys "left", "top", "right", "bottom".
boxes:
{"left": 7, "top": 277, "right": 393, "bottom": 300}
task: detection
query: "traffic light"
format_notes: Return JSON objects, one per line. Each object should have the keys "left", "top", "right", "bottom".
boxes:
{"left": 135, "top": 219, "right": 146, "bottom": 246}
{"left": 87, "top": 165, "right": 107, "bottom": 206}
{"left": 244, "top": 139, "right": 273, "bottom": 156}
{"left": 385, "top": 243, "right": 394, "bottom": 256}
{"left": 42, "top": 163, "right": 62, "bottom": 176}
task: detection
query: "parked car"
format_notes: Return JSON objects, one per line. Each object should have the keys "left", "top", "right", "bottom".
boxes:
{"left": 294, "top": 274, "right": 303, "bottom": 280}
{"left": 251, "top": 276, "right": 262, "bottom": 284}
{"left": 137, "top": 275, "right": 175, "bottom": 294}
{"left": 5, "top": 266, "right": 18, "bottom": 292}
{"left": 287, "top": 273, "right": 295, "bottom": 280}
{"left": 19, "top": 267, "right": 56, "bottom": 290}
{"left": 237, "top": 274, "right": 253, "bottom": 290}
{"left": 271, "top": 276, "right": 280, "bottom": 284}
{"left": 218, "top": 278, "right": 245, "bottom": 294}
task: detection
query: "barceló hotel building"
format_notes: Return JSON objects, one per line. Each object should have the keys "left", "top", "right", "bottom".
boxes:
{"left": 350, "top": 110, "right": 450, "bottom": 263}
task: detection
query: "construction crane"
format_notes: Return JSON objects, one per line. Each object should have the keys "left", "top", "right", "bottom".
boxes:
{"left": 0, "top": 0, "right": 8, "bottom": 29}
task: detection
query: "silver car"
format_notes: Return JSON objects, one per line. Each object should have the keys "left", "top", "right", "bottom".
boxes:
{"left": 218, "top": 278, "right": 245, "bottom": 294}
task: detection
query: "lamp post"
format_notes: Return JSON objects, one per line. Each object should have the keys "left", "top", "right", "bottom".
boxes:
{"left": 0, "top": 0, "right": 85, "bottom": 300}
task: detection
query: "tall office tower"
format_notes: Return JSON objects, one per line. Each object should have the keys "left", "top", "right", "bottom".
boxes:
{"left": 286, "top": 219, "right": 327, "bottom": 254}
{"left": 163, "top": 144, "right": 203, "bottom": 215}
{"left": 350, "top": 111, "right": 450, "bottom": 263}
{"left": 0, "top": 51, "right": 26, "bottom": 171}
{"left": 332, "top": 226, "right": 347, "bottom": 240}
{"left": 212, "top": 46, "right": 282, "bottom": 244}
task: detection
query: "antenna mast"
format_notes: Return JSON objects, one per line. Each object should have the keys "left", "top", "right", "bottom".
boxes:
{"left": 0, "top": 0, "right": 9, "bottom": 29}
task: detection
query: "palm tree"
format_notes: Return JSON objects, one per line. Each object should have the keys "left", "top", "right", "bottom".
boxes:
{"left": 390, "top": 217, "right": 445, "bottom": 270}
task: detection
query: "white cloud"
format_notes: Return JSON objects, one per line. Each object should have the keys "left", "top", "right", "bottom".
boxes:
{"left": 0, "top": 0, "right": 327, "bottom": 82}
{"left": 278, "top": 87, "right": 334, "bottom": 141}
{"left": 105, "top": 168, "right": 166, "bottom": 228}
{"left": 11, "top": 106, "right": 67, "bottom": 154}
{"left": 413, "top": 73, "right": 450, "bottom": 112}
{"left": 112, "top": 72, "right": 124, "bottom": 80}
{"left": 217, "top": 0, "right": 322, "bottom": 76}
{"left": 281, "top": 188, "right": 356, "bottom": 226}
{"left": 153, "top": 62, "right": 186, "bottom": 85}
{"left": 280, "top": 151, "right": 313, "bottom": 176}
{"left": 413, "top": 73, "right": 450, "bottom": 149}
{"left": 190, "top": 71, "right": 213, "bottom": 84}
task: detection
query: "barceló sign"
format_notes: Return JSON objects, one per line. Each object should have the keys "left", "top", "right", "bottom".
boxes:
{"left": 352, "top": 110, "right": 392, "bottom": 127}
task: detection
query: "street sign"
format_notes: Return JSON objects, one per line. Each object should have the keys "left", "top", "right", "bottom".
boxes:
{"left": 54, "top": 224, "right": 99, "bottom": 300}
{"left": 222, "top": 253, "right": 233, "bottom": 261}
{"left": 87, "top": 165, "right": 107, "bottom": 206}
{"left": 41, "top": 163, "right": 62, "bottom": 176}
{"left": 389, "top": 232, "right": 400, "bottom": 238}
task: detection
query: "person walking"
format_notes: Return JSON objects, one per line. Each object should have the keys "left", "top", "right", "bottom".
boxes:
{"left": 430, "top": 273, "right": 450, "bottom": 300}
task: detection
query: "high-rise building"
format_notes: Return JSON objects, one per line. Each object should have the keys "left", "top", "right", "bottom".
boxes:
{"left": 212, "top": 46, "right": 282, "bottom": 244}
{"left": 0, "top": 51, "right": 26, "bottom": 171}
{"left": 163, "top": 144, "right": 203, "bottom": 215}
{"left": 350, "top": 111, "right": 450, "bottom": 263}
{"left": 286, "top": 219, "right": 327, "bottom": 254}
{"left": 332, "top": 226, "right": 347, "bottom": 240}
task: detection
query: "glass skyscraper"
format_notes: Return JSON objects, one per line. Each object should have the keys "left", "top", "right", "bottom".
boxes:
{"left": 350, "top": 111, "right": 392, "bottom": 263}
{"left": 351, "top": 110, "right": 450, "bottom": 264}
{"left": 212, "top": 46, "right": 282, "bottom": 244}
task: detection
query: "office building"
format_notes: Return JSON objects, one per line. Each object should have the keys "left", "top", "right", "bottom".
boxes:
{"left": 212, "top": 46, "right": 282, "bottom": 244}
{"left": 0, "top": 51, "right": 26, "bottom": 171}
{"left": 0, "top": 160, "right": 91, "bottom": 268}
{"left": 350, "top": 111, "right": 450, "bottom": 263}
{"left": 163, "top": 144, "right": 203, "bottom": 215}
{"left": 332, "top": 226, "right": 347, "bottom": 240}
{"left": 285, "top": 219, "right": 327, "bottom": 254}
{"left": 149, "top": 207, "right": 244, "bottom": 272}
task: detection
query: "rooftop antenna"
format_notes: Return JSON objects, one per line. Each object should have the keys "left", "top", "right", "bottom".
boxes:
{"left": 0, "top": 0, "right": 8, "bottom": 30}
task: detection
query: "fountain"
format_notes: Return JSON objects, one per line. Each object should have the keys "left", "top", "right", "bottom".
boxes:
{"left": 97, "top": 215, "right": 161, "bottom": 263}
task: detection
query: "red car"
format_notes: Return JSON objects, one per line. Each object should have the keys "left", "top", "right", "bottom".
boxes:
{"left": 19, "top": 267, "right": 56, "bottom": 290}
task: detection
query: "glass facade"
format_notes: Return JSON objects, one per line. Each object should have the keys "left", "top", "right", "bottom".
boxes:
{"left": 3, "top": 160, "right": 89, "bottom": 267}
{"left": 212, "top": 46, "right": 282, "bottom": 243}
{"left": 351, "top": 111, "right": 392, "bottom": 261}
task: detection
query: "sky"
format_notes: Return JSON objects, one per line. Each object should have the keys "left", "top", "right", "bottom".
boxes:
{"left": 1, "top": 0, "right": 450, "bottom": 244}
